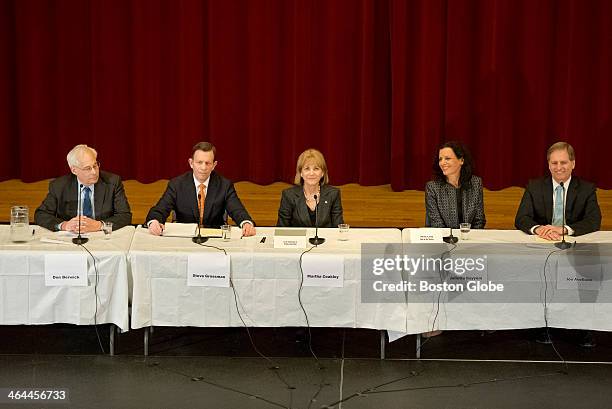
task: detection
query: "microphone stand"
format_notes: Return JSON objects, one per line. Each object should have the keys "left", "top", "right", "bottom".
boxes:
{"left": 443, "top": 227, "right": 458, "bottom": 244}
{"left": 308, "top": 193, "right": 326, "bottom": 246}
{"left": 72, "top": 184, "right": 89, "bottom": 245}
{"left": 193, "top": 193, "right": 208, "bottom": 244}
{"left": 555, "top": 181, "right": 571, "bottom": 250}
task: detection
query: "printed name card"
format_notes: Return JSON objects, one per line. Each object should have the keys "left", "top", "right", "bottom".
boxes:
{"left": 409, "top": 228, "right": 444, "bottom": 243}
{"left": 44, "top": 254, "right": 88, "bottom": 286}
{"left": 301, "top": 254, "right": 344, "bottom": 287}
{"left": 187, "top": 253, "right": 230, "bottom": 287}
{"left": 556, "top": 261, "right": 602, "bottom": 291}
{"left": 274, "top": 229, "right": 307, "bottom": 249}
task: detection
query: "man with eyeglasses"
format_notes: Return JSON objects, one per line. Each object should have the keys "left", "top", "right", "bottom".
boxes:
{"left": 35, "top": 144, "right": 132, "bottom": 232}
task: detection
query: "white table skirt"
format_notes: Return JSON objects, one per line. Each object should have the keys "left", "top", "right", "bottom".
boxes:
{"left": 5, "top": 223, "right": 609, "bottom": 336}
{"left": 0, "top": 225, "right": 133, "bottom": 331}
{"left": 129, "top": 226, "right": 406, "bottom": 330}
{"left": 399, "top": 229, "right": 612, "bottom": 333}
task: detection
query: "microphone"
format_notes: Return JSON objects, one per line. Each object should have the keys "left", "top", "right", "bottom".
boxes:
{"left": 443, "top": 227, "right": 458, "bottom": 244}
{"left": 555, "top": 181, "right": 571, "bottom": 250}
{"left": 308, "top": 193, "right": 326, "bottom": 246}
{"left": 192, "top": 192, "right": 208, "bottom": 244}
{"left": 72, "top": 183, "right": 89, "bottom": 245}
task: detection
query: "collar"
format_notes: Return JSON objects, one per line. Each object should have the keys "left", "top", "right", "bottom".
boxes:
{"left": 76, "top": 178, "right": 95, "bottom": 191}
{"left": 552, "top": 176, "right": 572, "bottom": 191}
{"left": 193, "top": 174, "right": 210, "bottom": 189}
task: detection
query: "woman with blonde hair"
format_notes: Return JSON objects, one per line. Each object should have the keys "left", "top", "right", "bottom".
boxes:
{"left": 277, "top": 148, "right": 344, "bottom": 227}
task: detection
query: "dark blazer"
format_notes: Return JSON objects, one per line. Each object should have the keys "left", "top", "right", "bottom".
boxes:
{"left": 515, "top": 176, "right": 601, "bottom": 236}
{"left": 145, "top": 171, "right": 253, "bottom": 228}
{"left": 425, "top": 175, "right": 486, "bottom": 229}
{"left": 277, "top": 184, "right": 344, "bottom": 228}
{"left": 34, "top": 171, "right": 132, "bottom": 231}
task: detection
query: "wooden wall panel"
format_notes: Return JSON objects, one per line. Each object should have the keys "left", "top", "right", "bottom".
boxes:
{"left": 1, "top": 179, "right": 610, "bottom": 230}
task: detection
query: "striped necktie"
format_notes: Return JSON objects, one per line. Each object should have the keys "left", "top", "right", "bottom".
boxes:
{"left": 552, "top": 185, "right": 564, "bottom": 226}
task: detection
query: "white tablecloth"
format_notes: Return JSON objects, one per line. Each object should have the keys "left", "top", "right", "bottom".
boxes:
{"left": 129, "top": 226, "right": 406, "bottom": 330}
{"left": 0, "top": 225, "right": 133, "bottom": 331}
{"left": 400, "top": 229, "right": 612, "bottom": 333}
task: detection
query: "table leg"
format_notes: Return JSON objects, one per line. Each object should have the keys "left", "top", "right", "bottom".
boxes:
{"left": 144, "top": 326, "right": 152, "bottom": 356}
{"left": 109, "top": 324, "right": 115, "bottom": 356}
{"left": 380, "top": 330, "right": 386, "bottom": 359}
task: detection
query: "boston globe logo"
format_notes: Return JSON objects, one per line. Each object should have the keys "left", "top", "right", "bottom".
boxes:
{"left": 364, "top": 243, "right": 504, "bottom": 298}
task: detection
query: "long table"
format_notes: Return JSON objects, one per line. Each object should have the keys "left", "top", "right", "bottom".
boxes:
{"left": 400, "top": 228, "right": 612, "bottom": 334}
{"left": 128, "top": 226, "right": 406, "bottom": 333}
{"left": 3, "top": 224, "right": 612, "bottom": 356}
{"left": 0, "top": 225, "right": 132, "bottom": 334}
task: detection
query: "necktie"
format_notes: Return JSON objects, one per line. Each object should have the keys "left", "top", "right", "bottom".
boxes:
{"left": 198, "top": 184, "right": 206, "bottom": 226}
{"left": 82, "top": 186, "right": 93, "bottom": 218}
{"left": 552, "top": 185, "right": 564, "bottom": 226}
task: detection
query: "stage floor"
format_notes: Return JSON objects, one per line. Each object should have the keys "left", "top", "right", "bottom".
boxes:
{"left": 1, "top": 326, "right": 612, "bottom": 408}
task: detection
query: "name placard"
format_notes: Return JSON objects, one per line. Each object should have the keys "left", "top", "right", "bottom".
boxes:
{"left": 274, "top": 229, "right": 307, "bottom": 249}
{"left": 557, "top": 262, "right": 602, "bottom": 291}
{"left": 44, "top": 254, "right": 88, "bottom": 287}
{"left": 301, "top": 254, "right": 344, "bottom": 287}
{"left": 409, "top": 228, "right": 444, "bottom": 243}
{"left": 187, "top": 253, "right": 230, "bottom": 287}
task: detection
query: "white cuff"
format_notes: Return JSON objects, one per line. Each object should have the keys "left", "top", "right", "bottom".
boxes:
{"left": 239, "top": 220, "right": 253, "bottom": 228}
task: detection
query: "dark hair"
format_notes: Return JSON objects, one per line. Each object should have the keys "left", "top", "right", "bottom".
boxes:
{"left": 192, "top": 142, "right": 217, "bottom": 160}
{"left": 432, "top": 141, "right": 474, "bottom": 188}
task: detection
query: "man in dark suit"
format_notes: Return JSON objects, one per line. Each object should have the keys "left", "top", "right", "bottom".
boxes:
{"left": 35, "top": 144, "right": 132, "bottom": 232}
{"left": 515, "top": 142, "right": 602, "bottom": 347}
{"left": 145, "top": 142, "right": 256, "bottom": 236}
{"left": 515, "top": 141, "right": 601, "bottom": 240}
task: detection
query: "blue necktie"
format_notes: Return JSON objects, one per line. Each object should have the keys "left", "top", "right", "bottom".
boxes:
{"left": 552, "top": 185, "right": 564, "bottom": 226}
{"left": 82, "top": 186, "right": 93, "bottom": 218}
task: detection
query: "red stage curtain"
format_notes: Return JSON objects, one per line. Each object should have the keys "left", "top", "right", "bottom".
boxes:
{"left": 0, "top": 0, "right": 610, "bottom": 189}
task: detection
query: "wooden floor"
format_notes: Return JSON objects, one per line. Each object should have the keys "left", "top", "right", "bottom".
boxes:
{"left": 1, "top": 179, "right": 610, "bottom": 230}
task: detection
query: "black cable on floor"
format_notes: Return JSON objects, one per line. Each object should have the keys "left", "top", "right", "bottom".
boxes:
{"left": 196, "top": 242, "right": 296, "bottom": 398}
{"left": 146, "top": 362, "right": 291, "bottom": 409}
{"left": 322, "top": 368, "right": 564, "bottom": 407}
{"left": 298, "top": 244, "right": 321, "bottom": 363}
{"left": 76, "top": 243, "right": 105, "bottom": 354}
{"left": 540, "top": 248, "right": 568, "bottom": 370}
{"left": 417, "top": 242, "right": 457, "bottom": 355}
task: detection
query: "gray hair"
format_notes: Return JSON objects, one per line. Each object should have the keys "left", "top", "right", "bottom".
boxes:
{"left": 66, "top": 144, "right": 97, "bottom": 167}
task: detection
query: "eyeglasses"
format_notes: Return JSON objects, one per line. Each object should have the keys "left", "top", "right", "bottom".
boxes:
{"left": 74, "top": 162, "right": 100, "bottom": 172}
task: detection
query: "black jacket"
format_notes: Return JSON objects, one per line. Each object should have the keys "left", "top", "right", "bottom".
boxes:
{"left": 515, "top": 176, "right": 601, "bottom": 236}
{"left": 34, "top": 171, "right": 132, "bottom": 231}
{"left": 277, "top": 184, "right": 344, "bottom": 228}
{"left": 145, "top": 171, "right": 253, "bottom": 228}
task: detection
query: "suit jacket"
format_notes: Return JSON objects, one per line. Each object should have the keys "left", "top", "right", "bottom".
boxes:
{"left": 276, "top": 184, "right": 344, "bottom": 228}
{"left": 425, "top": 175, "right": 486, "bottom": 229}
{"left": 34, "top": 171, "right": 132, "bottom": 231}
{"left": 515, "top": 176, "right": 601, "bottom": 236}
{"left": 145, "top": 171, "right": 253, "bottom": 228}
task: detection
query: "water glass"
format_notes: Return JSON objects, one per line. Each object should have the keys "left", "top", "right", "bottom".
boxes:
{"left": 460, "top": 223, "right": 471, "bottom": 240}
{"left": 338, "top": 224, "right": 350, "bottom": 241}
{"left": 102, "top": 221, "right": 113, "bottom": 239}
{"left": 10, "top": 206, "right": 30, "bottom": 242}
{"left": 221, "top": 224, "right": 231, "bottom": 241}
